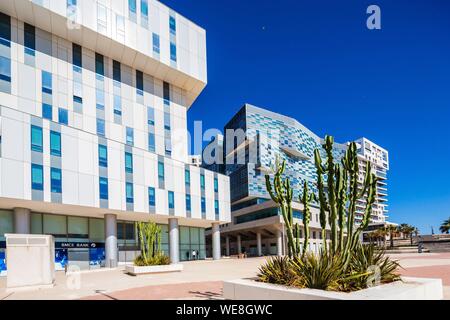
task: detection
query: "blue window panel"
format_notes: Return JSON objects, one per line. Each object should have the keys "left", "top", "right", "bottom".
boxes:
{"left": 99, "top": 177, "right": 108, "bottom": 200}
{"left": 125, "top": 152, "right": 133, "bottom": 173}
{"left": 200, "top": 174, "right": 205, "bottom": 190}
{"left": 50, "top": 168, "right": 62, "bottom": 193}
{"left": 58, "top": 108, "right": 68, "bottom": 125}
{"left": 113, "top": 60, "right": 121, "bottom": 82}
{"left": 141, "top": 0, "right": 148, "bottom": 17}
{"left": 31, "top": 164, "right": 43, "bottom": 191}
{"left": 72, "top": 43, "right": 82, "bottom": 68}
{"left": 31, "top": 125, "right": 43, "bottom": 152}
{"left": 186, "top": 194, "right": 191, "bottom": 211}
{"left": 128, "top": 0, "right": 136, "bottom": 13}
{"left": 126, "top": 127, "right": 134, "bottom": 146}
{"left": 148, "top": 132, "right": 155, "bottom": 152}
{"left": 201, "top": 197, "right": 206, "bottom": 213}
{"left": 164, "top": 112, "right": 171, "bottom": 130}
{"left": 215, "top": 200, "right": 219, "bottom": 215}
{"left": 42, "top": 103, "right": 52, "bottom": 120}
{"left": 152, "top": 33, "right": 160, "bottom": 54}
{"left": 0, "top": 12, "right": 11, "bottom": 44}
{"left": 185, "top": 169, "right": 190, "bottom": 185}
{"left": 163, "top": 82, "right": 170, "bottom": 105}
{"left": 168, "top": 191, "right": 174, "bottom": 209}
{"left": 113, "top": 95, "right": 122, "bottom": 115}
{"left": 0, "top": 56, "right": 11, "bottom": 83}
{"left": 98, "top": 145, "right": 108, "bottom": 167}
{"left": 136, "top": 70, "right": 143, "bottom": 96}
{"left": 42, "top": 71, "right": 52, "bottom": 94}
{"left": 24, "top": 23, "right": 35, "bottom": 55}
{"left": 96, "top": 118, "right": 105, "bottom": 136}
{"left": 73, "top": 95, "right": 83, "bottom": 104}
{"left": 95, "top": 53, "right": 104, "bottom": 76}
{"left": 214, "top": 178, "right": 218, "bottom": 192}
{"left": 147, "top": 106, "right": 155, "bottom": 125}
{"left": 96, "top": 89, "right": 104, "bottom": 110}
{"left": 67, "top": 0, "right": 77, "bottom": 8}
{"left": 158, "top": 161, "right": 164, "bottom": 179}
{"left": 50, "top": 131, "right": 61, "bottom": 157}
{"left": 126, "top": 182, "right": 134, "bottom": 204}
{"left": 148, "top": 187, "right": 155, "bottom": 207}
{"left": 169, "top": 16, "right": 176, "bottom": 35}
{"left": 170, "top": 42, "right": 177, "bottom": 62}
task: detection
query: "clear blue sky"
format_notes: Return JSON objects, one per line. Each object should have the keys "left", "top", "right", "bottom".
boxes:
{"left": 162, "top": 0, "right": 450, "bottom": 234}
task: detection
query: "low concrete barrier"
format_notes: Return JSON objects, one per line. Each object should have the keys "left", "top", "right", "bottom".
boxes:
{"left": 125, "top": 264, "right": 183, "bottom": 276}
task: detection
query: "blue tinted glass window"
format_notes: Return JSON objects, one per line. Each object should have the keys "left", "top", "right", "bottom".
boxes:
{"left": 31, "top": 164, "right": 43, "bottom": 190}
{"left": 50, "top": 131, "right": 61, "bottom": 157}
{"left": 158, "top": 161, "right": 164, "bottom": 179}
{"left": 113, "top": 95, "right": 122, "bottom": 115}
{"left": 170, "top": 42, "right": 177, "bottom": 62}
{"left": 136, "top": 70, "right": 143, "bottom": 95}
{"left": 168, "top": 191, "right": 174, "bottom": 209}
{"left": 126, "top": 127, "right": 134, "bottom": 146}
{"left": 98, "top": 145, "right": 108, "bottom": 167}
{"left": 95, "top": 53, "right": 104, "bottom": 76}
{"left": 113, "top": 60, "right": 121, "bottom": 82}
{"left": 148, "top": 132, "right": 155, "bottom": 152}
{"left": 50, "top": 168, "right": 62, "bottom": 193}
{"left": 152, "top": 33, "right": 160, "bottom": 54}
{"left": 185, "top": 170, "right": 190, "bottom": 185}
{"left": 31, "top": 125, "right": 43, "bottom": 152}
{"left": 201, "top": 197, "right": 206, "bottom": 213}
{"left": 0, "top": 12, "right": 11, "bottom": 43}
{"left": 0, "top": 56, "right": 11, "bottom": 83}
{"left": 147, "top": 107, "right": 155, "bottom": 125}
{"left": 99, "top": 177, "right": 108, "bottom": 200}
{"left": 128, "top": 0, "right": 136, "bottom": 13}
{"left": 126, "top": 183, "right": 134, "bottom": 203}
{"left": 200, "top": 174, "right": 205, "bottom": 189}
{"left": 58, "top": 108, "right": 68, "bottom": 125}
{"left": 96, "top": 118, "right": 105, "bottom": 136}
{"left": 141, "top": 0, "right": 148, "bottom": 16}
{"left": 148, "top": 187, "right": 155, "bottom": 207}
{"left": 24, "top": 23, "right": 35, "bottom": 54}
{"left": 186, "top": 194, "right": 191, "bottom": 211}
{"left": 42, "top": 71, "right": 52, "bottom": 94}
{"left": 72, "top": 43, "right": 82, "bottom": 68}
{"left": 42, "top": 103, "right": 52, "bottom": 120}
{"left": 96, "top": 89, "right": 104, "bottom": 109}
{"left": 215, "top": 200, "right": 219, "bottom": 215}
{"left": 214, "top": 178, "right": 218, "bottom": 192}
{"left": 125, "top": 152, "right": 133, "bottom": 173}
{"left": 169, "top": 16, "right": 176, "bottom": 34}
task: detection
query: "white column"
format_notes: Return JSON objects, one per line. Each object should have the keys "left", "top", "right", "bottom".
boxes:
{"left": 257, "top": 232, "right": 262, "bottom": 256}
{"left": 169, "top": 218, "right": 179, "bottom": 264}
{"left": 237, "top": 234, "right": 242, "bottom": 254}
{"left": 212, "top": 223, "right": 221, "bottom": 260}
{"left": 105, "top": 214, "right": 118, "bottom": 268}
{"left": 276, "top": 229, "right": 283, "bottom": 256}
{"left": 13, "top": 208, "right": 31, "bottom": 234}
{"left": 225, "top": 236, "right": 230, "bottom": 256}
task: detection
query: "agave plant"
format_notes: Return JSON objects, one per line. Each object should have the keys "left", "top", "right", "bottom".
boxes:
{"left": 257, "top": 256, "right": 298, "bottom": 286}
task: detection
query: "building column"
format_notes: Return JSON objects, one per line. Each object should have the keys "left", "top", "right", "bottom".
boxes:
{"left": 237, "top": 234, "right": 242, "bottom": 254}
{"left": 212, "top": 223, "right": 221, "bottom": 260}
{"left": 105, "top": 214, "right": 118, "bottom": 268}
{"left": 257, "top": 232, "right": 262, "bottom": 256}
{"left": 276, "top": 229, "right": 283, "bottom": 256}
{"left": 13, "top": 208, "right": 31, "bottom": 234}
{"left": 225, "top": 236, "right": 230, "bottom": 256}
{"left": 169, "top": 218, "right": 179, "bottom": 264}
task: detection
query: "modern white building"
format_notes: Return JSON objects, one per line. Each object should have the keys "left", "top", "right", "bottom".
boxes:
{"left": 0, "top": 0, "right": 230, "bottom": 273}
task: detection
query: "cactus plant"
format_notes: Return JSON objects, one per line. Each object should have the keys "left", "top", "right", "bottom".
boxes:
{"left": 135, "top": 221, "right": 167, "bottom": 265}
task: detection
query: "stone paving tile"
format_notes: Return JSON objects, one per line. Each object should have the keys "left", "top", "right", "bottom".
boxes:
{"left": 399, "top": 265, "right": 450, "bottom": 286}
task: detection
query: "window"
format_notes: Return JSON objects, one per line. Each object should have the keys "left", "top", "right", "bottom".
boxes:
{"left": 50, "top": 131, "right": 61, "bottom": 157}
{"left": 152, "top": 33, "right": 160, "bottom": 54}
{"left": 170, "top": 42, "right": 177, "bottom": 62}
{"left": 42, "top": 103, "right": 52, "bottom": 120}
{"left": 58, "top": 108, "right": 68, "bottom": 125}
{"left": 126, "top": 182, "right": 134, "bottom": 203}
{"left": 126, "top": 127, "right": 134, "bottom": 145}
{"left": 148, "top": 187, "right": 155, "bottom": 207}
{"left": 50, "top": 168, "right": 62, "bottom": 193}
{"left": 136, "top": 70, "right": 143, "bottom": 96}
{"left": 214, "top": 177, "right": 218, "bottom": 192}
{"left": 0, "top": 12, "right": 11, "bottom": 45}
{"left": 147, "top": 107, "right": 155, "bottom": 125}
{"left": 125, "top": 152, "right": 133, "bottom": 173}
{"left": 168, "top": 191, "right": 174, "bottom": 209}
{"left": 158, "top": 161, "right": 164, "bottom": 179}
{"left": 113, "top": 95, "right": 122, "bottom": 116}
{"left": 72, "top": 43, "right": 82, "bottom": 69}
{"left": 186, "top": 194, "right": 191, "bottom": 211}
{"left": 116, "top": 14, "right": 125, "bottom": 42}
{"left": 128, "top": 0, "right": 137, "bottom": 14}
{"left": 96, "top": 89, "right": 105, "bottom": 110}
{"left": 98, "top": 145, "right": 108, "bottom": 167}
{"left": 148, "top": 132, "right": 155, "bottom": 152}
{"left": 200, "top": 174, "right": 205, "bottom": 190}
{"left": 0, "top": 56, "right": 11, "bottom": 83}
{"left": 141, "top": 0, "right": 148, "bottom": 26}
{"left": 42, "top": 71, "right": 52, "bottom": 94}
{"left": 215, "top": 200, "right": 219, "bottom": 215}
{"left": 31, "top": 164, "right": 43, "bottom": 190}
{"left": 97, "top": 3, "right": 107, "bottom": 33}
{"left": 164, "top": 112, "right": 171, "bottom": 130}
{"left": 113, "top": 60, "right": 121, "bottom": 82}
{"left": 24, "top": 23, "right": 35, "bottom": 56}
{"left": 169, "top": 16, "right": 176, "bottom": 35}
{"left": 31, "top": 125, "right": 43, "bottom": 152}
{"left": 96, "top": 118, "right": 105, "bottom": 136}
{"left": 165, "top": 137, "right": 172, "bottom": 156}
{"left": 163, "top": 81, "right": 170, "bottom": 105}
{"left": 99, "top": 177, "right": 108, "bottom": 200}
{"left": 95, "top": 53, "right": 104, "bottom": 76}
{"left": 185, "top": 169, "right": 190, "bottom": 185}
{"left": 201, "top": 197, "right": 206, "bottom": 213}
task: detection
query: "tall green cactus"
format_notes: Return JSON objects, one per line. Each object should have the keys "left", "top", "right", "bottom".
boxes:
{"left": 300, "top": 181, "right": 314, "bottom": 256}
{"left": 136, "top": 221, "right": 163, "bottom": 263}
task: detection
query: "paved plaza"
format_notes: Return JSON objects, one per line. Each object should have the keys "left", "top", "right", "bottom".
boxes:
{"left": 1, "top": 253, "right": 449, "bottom": 300}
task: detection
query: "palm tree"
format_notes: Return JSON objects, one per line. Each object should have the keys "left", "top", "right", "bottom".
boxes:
{"left": 440, "top": 218, "right": 450, "bottom": 234}
{"left": 410, "top": 226, "right": 419, "bottom": 245}
{"left": 386, "top": 224, "right": 398, "bottom": 248}
{"left": 399, "top": 223, "right": 410, "bottom": 239}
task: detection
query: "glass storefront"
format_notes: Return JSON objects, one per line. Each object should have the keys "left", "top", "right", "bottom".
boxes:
{"left": 180, "top": 226, "right": 206, "bottom": 261}
{"left": 0, "top": 210, "right": 13, "bottom": 275}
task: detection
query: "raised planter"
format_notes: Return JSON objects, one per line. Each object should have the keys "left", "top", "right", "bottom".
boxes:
{"left": 125, "top": 264, "right": 183, "bottom": 276}
{"left": 223, "top": 277, "right": 443, "bottom": 300}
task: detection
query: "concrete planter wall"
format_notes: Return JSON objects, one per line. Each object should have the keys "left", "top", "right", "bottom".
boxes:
{"left": 223, "top": 277, "right": 443, "bottom": 300}
{"left": 125, "top": 264, "right": 183, "bottom": 276}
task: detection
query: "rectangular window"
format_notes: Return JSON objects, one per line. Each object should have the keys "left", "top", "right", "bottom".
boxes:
{"left": 31, "top": 125, "right": 43, "bottom": 152}
{"left": 164, "top": 112, "right": 171, "bottom": 130}
{"left": 126, "top": 127, "right": 134, "bottom": 146}
{"left": 113, "top": 95, "right": 122, "bottom": 115}
{"left": 141, "top": 0, "right": 148, "bottom": 26}
{"left": 148, "top": 187, "right": 155, "bottom": 207}
{"left": 128, "top": 0, "right": 137, "bottom": 13}
{"left": 152, "top": 33, "right": 160, "bottom": 54}
{"left": 97, "top": 3, "right": 107, "bottom": 33}
{"left": 147, "top": 107, "right": 155, "bottom": 125}
{"left": 24, "top": 23, "right": 35, "bottom": 56}
{"left": 96, "top": 118, "right": 105, "bottom": 136}
{"left": 98, "top": 145, "right": 108, "bottom": 167}
{"left": 215, "top": 200, "right": 219, "bottom": 215}
{"left": 116, "top": 14, "right": 125, "bottom": 42}
{"left": 99, "top": 177, "right": 108, "bottom": 200}
{"left": 50, "top": 168, "right": 62, "bottom": 193}
{"left": 214, "top": 177, "right": 218, "bottom": 192}
{"left": 125, "top": 152, "right": 133, "bottom": 173}
{"left": 168, "top": 191, "right": 174, "bottom": 209}
{"left": 185, "top": 169, "right": 190, "bottom": 185}
{"left": 72, "top": 43, "right": 82, "bottom": 69}
{"left": 170, "top": 42, "right": 177, "bottom": 62}
{"left": 58, "top": 108, "right": 68, "bottom": 125}
{"left": 158, "top": 161, "right": 164, "bottom": 180}
{"left": 50, "top": 131, "right": 61, "bottom": 157}
{"left": 136, "top": 70, "right": 143, "bottom": 95}
{"left": 186, "top": 194, "right": 191, "bottom": 211}
{"left": 0, "top": 12, "right": 11, "bottom": 44}
{"left": 201, "top": 197, "right": 206, "bottom": 213}
{"left": 200, "top": 174, "right": 205, "bottom": 190}
{"left": 113, "top": 60, "right": 121, "bottom": 82}
{"left": 126, "top": 182, "right": 134, "bottom": 204}
{"left": 0, "top": 56, "right": 11, "bottom": 84}
{"left": 31, "top": 164, "right": 44, "bottom": 191}
{"left": 148, "top": 132, "right": 155, "bottom": 152}
{"left": 163, "top": 81, "right": 170, "bottom": 105}
{"left": 95, "top": 53, "right": 104, "bottom": 76}
{"left": 169, "top": 16, "right": 176, "bottom": 35}
{"left": 42, "top": 71, "right": 52, "bottom": 94}
{"left": 42, "top": 103, "right": 52, "bottom": 120}
{"left": 96, "top": 88, "right": 105, "bottom": 110}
